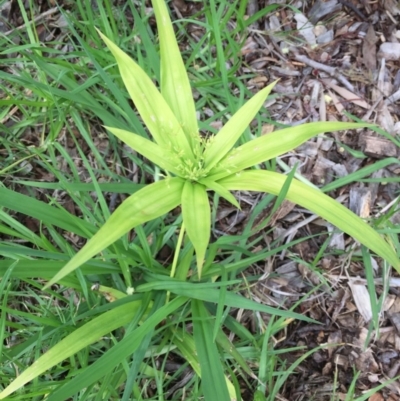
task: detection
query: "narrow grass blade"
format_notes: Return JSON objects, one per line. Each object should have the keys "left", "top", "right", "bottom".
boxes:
{"left": 269, "top": 345, "right": 327, "bottom": 401}
{"left": 0, "top": 259, "right": 119, "bottom": 282}
{"left": 56, "top": 16, "right": 148, "bottom": 136}
{"left": 257, "top": 317, "right": 275, "bottom": 396}
{"left": 0, "top": 187, "right": 95, "bottom": 238}
{"left": 105, "top": 126, "right": 181, "bottom": 176}
{"left": 219, "top": 170, "right": 400, "bottom": 270}
{"left": 171, "top": 328, "right": 201, "bottom": 376}
{"left": 171, "top": 328, "right": 238, "bottom": 400}
{"left": 321, "top": 157, "right": 400, "bottom": 193}
{"left": 17, "top": 57, "right": 132, "bottom": 132}
{"left": 0, "top": 282, "right": 11, "bottom": 360}
{"left": 350, "top": 376, "right": 400, "bottom": 401}
{"left": 207, "top": 0, "right": 237, "bottom": 115}
{"left": 35, "top": 296, "right": 187, "bottom": 401}
{"left": 208, "top": 122, "right": 374, "bottom": 181}
{"left": 13, "top": 180, "right": 145, "bottom": 194}
{"left": 213, "top": 264, "right": 227, "bottom": 341}
{"left": 152, "top": 0, "right": 198, "bottom": 147}
{"left": 0, "top": 300, "right": 143, "bottom": 400}
{"left": 130, "top": 5, "right": 160, "bottom": 80}
{"left": 203, "top": 81, "right": 277, "bottom": 171}
{"left": 259, "top": 163, "right": 298, "bottom": 230}
{"left": 192, "top": 299, "right": 231, "bottom": 401}
{"left": 199, "top": 177, "right": 240, "bottom": 208}
{"left": 0, "top": 210, "right": 53, "bottom": 251}
{"left": 181, "top": 181, "right": 211, "bottom": 276}
{"left": 233, "top": 5, "right": 282, "bottom": 34}
{"left": 97, "top": 30, "right": 194, "bottom": 161}
{"left": 135, "top": 278, "right": 316, "bottom": 322}
{"left": 215, "top": 327, "right": 255, "bottom": 378}
{"left": 43, "top": 178, "right": 185, "bottom": 288}
{"left": 362, "top": 246, "right": 380, "bottom": 329}
{"left": 136, "top": 278, "right": 241, "bottom": 292}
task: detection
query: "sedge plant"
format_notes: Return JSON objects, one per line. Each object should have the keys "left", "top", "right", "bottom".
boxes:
{"left": 1, "top": 0, "right": 400, "bottom": 400}
{"left": 41, "top": 0, "right": 398, "bottom": 285}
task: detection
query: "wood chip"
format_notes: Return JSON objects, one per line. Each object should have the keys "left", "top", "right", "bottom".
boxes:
{"left": 369, "top": 393, "right": 384, "bottom": 401}
{"left": 359, "top": 135, "right": 398, "bottom": 158}
{"left": 351, "top": 329, "right": 379, "bottom": 373}
{"left": 308, "top": 0, "right": 342, "bottom": 24}
{"left": 378, "top": 42, "right": 400, "bottom": 60}
{"left": 294, "top": 13, "right": 316, "bottom": 46}
{"left": 348, "top": 281, "right": 372, "bottom": 322}
{"left": 327, "top": 224, "right": 345, "bottom": 250}
{"left": 388, "top": 313, "right": 400, "bottom": 333}
{"left": 312, "top": 155, "right": 337, "bottom": 184}
{"left": 363, "top": 24, "right": 378, "bottom": 71}
{"left": 327, "top": 331, "right": 342, "bottom": 357}
{"left": 269, "top": 200, "right": 296, "bottom": 225}
{"left": 349, "top": 187, "right": 371, "bottom": 217}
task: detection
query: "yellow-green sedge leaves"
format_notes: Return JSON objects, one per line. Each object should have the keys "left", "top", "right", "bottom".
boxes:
{"left": 203, "top": 81, "right": 277, "bottom": 172}
{"left": 208, "top": 122, "right": 374, "bottom": 181}
{"left": 181, "top": 181, "right": 210, "bottom": 277}
{"left": 105, "top": 126, "right": 181, "bottom": 176}
{"left": 0, "top": 300, "right": 143, "bottom": 400}
{"left": 43, "top": 178, "right": 185, "bottom": 289}
{"left": 97, "top": 30, "right": 195, "bottom": 162}
{"left": 152, "top": 0, "right": 198, "bottom": 149}
{"left": 219, "top": 170, "right": 400, "bottom": 270}
{"left": 199, "top": 177, "right": 240, "bottom": 209}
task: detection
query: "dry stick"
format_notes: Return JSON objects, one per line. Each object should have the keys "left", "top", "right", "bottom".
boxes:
{"left": 166, "top": 369, "right": 194, "bottom": 397}
{"left": 292, "top": 53, "right": 356, "bottom": 93}
{"left": 276, "top": 75, "right": 307, "bottom": 120}
{"left": 328, "top": 275, "right": 400, "bottom": 288}
{"left": 337, "top": 0, "right": 367, "bottom": 21}
{"left": 362, "top": 95, "right": 384, "bottom": 121}
{"left": 374, "top": 196, "right": 400, "bottom": 218}
{"left": 4, "top": 7, "right": 58, "bottom": 36}
{"left": 386, "top": 88, "right": 400, "bottom": 105}
{"left": 1, "top": 90, "right": 32, "bottom": 124}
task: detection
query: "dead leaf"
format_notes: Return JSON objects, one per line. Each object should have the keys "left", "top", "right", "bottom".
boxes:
{"left": 348, "top": 281, "right": 372, "bottom": 322}
{"left": 322, "top": 79, "right": 370, "bottom": 109}
{"left": 368, "top": 393, "right": 384, "bottom": 401}
{"left": 363, "top": 24, "right": 377, "bottom": 71}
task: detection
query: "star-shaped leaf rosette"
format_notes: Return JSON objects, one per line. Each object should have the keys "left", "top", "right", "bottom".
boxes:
{"left": 44, "top": 0, "right": 399, "bottom": 288}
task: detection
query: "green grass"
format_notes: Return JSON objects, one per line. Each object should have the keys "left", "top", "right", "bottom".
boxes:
{"left": 0, "top": 0, "right": 399, "bottom": 400}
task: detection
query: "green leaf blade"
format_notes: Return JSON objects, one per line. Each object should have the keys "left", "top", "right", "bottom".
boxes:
{"left": 208, "top": 122, "right": 375, "bottom": 181}
{"left": 203, "top": 81, "right": 277, "bottom": 171}
{"left": 43, "top": 178, "right": 185, "bottom": 288}
{"left": 219, "top": 170, "right": 400, "bottom": 270}
{"left": 0, "top": 187, "right": 96, "bottom": 239}
{"left": 0, "top": 300, "right": 142, "bottom": 400}
{"left": 152, "top": 0, "right": 199, "bottom": 147}
{"left": 199, "top": 178, "right": 240, "bottom": 209}
{"left": 97, "top": 30, "right": 194, "bottom": 161}
{"left": 181, "top": 181, "right": 211, "bottom": 277}
{"left": 192, "top": 299, "right": 231, "bottom": 401}
{"left": 32, "top": 297, "right": 187, "bottom": 401}
{"left": 105, "top": 126, "right": 182, "bottom": 176}
{"left": 171, "top": 327, "right": 238, "bottom": 400}
{"left": 135, "top": 278, "right": 316, "bottom": 322}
